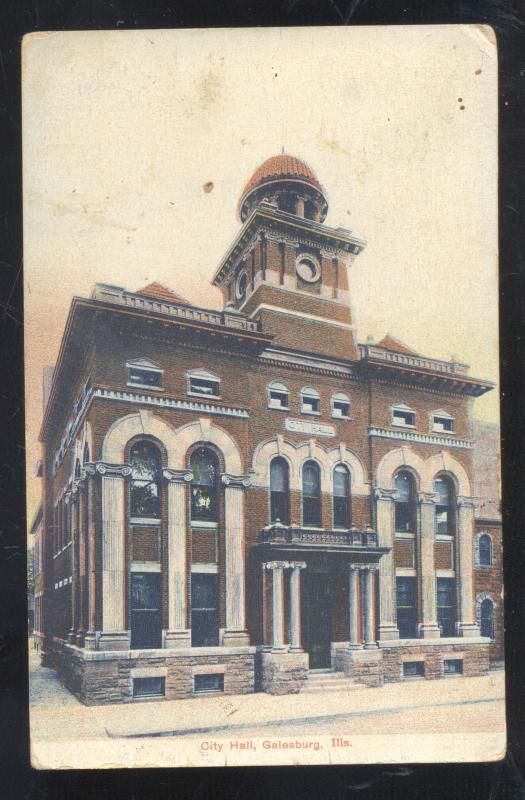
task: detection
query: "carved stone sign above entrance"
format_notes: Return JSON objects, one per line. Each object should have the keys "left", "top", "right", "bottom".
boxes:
{"left": 284, "top": 418, "right": 336, "bottom": 437}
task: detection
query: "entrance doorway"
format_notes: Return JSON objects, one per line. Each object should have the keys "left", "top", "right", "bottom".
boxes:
{"left": 301, "top": 570, "right": 331, "bottom": 669}
{"left": 130, "top": 572, "right": 162, "bottom": 650}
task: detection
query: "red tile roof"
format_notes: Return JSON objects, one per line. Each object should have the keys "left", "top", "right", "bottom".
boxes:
{"left": 375, "top": 335, "right": 420, "bottom": 356}
{"left": 136, "top": 282, "right": 190, "bottom": 305}
{"left": 240, "top": 154, "right": 325, "bottom": 204}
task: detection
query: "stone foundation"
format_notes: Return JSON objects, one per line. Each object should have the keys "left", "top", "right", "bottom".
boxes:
{"left": 379, "top": 639, "right": 490, "bottom": 682}
{"left": 47, "top": 638, "right": 256, "bottom": 705}
{"left": 340, "top": 648, "right": 384, "bottom": 687}
{"left": 258, "top": 650, "right": 309, "bottom": 695}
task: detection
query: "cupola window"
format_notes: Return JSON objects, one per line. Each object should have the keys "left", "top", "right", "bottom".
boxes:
{"left": 431, "top": 410, "right": 455, "bottom": 433}
{"left": 392, "top": 404, "right": 416, "bottom": 428}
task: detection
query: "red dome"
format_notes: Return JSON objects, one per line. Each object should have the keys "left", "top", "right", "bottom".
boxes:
{"left": 238, "top": 154, "right": 327, "bottom": 219}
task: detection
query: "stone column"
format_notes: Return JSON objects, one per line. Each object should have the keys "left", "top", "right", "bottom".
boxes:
{"left": 164, "top": 469, "right": 193, "bottom": 648}
{"left": 374, "top": 488, "right": 400, "bottom": 641}
{"left": 362, "top": 566, "right": 378, "bottom": 649}
{"left": 418, "top": 492, "right": 441, "bottom": 638}
{"left": 265, "top": 561, "right": 288, "bottom": 650}
{"left": 222, "top": 474, "right": 251, "bottom": 646}
{"left": 456, "top": 496, "right": 480, "bottom": 636}
{"left": 98, "top": 463, "right": 131, "bottom": 651}
{"left": 77, "top": 481, "right": 86, "bottom": 645}
{"left": 84, "top": 466, "right": 97, "bottom": 650}
{"left": 289, "top": 561, "right": 306, "bottom": 651}
{"left": 348, "top": 565, "right": 362, "bottom": 649}
{"left": 66, "top": 490, "right": 77, "bottom": 643}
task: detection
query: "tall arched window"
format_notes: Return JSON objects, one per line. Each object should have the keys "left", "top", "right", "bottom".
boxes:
{"left": 333, "top": 465, "right": 351, "bottom": 528}
{"left": 394, "top": 471, "right": 416, "bottom": 532}
{"left": 270, "top": 457, "right": 290, "bottom": 525}
{"left": 74, "top": 459, "right": 81, "bottom": 479}
{"left": 434, "top": 476, "right": 456, "bottom": 535}
{"left": 190, "top": 447, "right": 219, "bottom": 522}
{"left": 129, "top": 441, "right": 161, "bottom": 518}
{"left": 83, "top": 442, "right": 90, "bottom": 464}
{"left": 480, "top": 598, "right": 495, "bottom": 638}
{"left": 303, "top": 460, "right": 321, "bottom": 527}
{"left": 479, "top": 534, "right": 493, "bottom": 567}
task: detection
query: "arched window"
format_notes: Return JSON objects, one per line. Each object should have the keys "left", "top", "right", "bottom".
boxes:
{"left": 303, "top": 460, "right": 321, "bottom": 527}
{"left": 331, "top": 392, "right": 350, "bottom": 419}
{"left": 270, "top": 457, "right": 290, "bottom": 525}
{"left": 190, "top": 447, "right": 219, "bottom": 522}
{"left": 480, "top": 598, "right": 495, "bottom": 638}
{"left": 434, "top": 476, "right": 456, "bottom": 535}
{"left": 333, "top": 465, "right": 351, "bottom": 528}
{"left": 74, "top": 459, "right": 81, "bottom": 479}
{"left": 83, "top": 442, "right": 90, "bottom": 464}
{"left": 394, "top": 471, "right": 416, "bottom": 533}
{"left": 267, "top": 381, "right": 289, "bottom": 410}
{"left": 479, "top": 534, "right": 493, "bottom": 567}
{"left": 129, "top": 441, "right": 161, "bottom": 519}
{"left": 300, "top": 387, "right": 320, "bottom": 415}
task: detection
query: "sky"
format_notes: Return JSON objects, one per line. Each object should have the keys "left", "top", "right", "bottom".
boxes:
{"left": 22, "top": 25, "right": 498, "bottom": 530}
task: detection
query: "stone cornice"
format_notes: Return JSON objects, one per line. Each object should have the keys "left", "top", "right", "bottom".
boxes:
{"left": 368, "top": 426, "right": 472, "bottom": 450}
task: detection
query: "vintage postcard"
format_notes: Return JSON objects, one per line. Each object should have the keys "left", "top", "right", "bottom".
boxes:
{"left": 23, "top": 26, "right": 503, "bottom": 769}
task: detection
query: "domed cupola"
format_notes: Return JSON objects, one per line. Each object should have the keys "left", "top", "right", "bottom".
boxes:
{"left": 238, "top": 154, "right": 328, "bottom": 223}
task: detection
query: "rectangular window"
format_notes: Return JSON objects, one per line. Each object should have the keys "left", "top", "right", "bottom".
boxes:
{"left": 396, "top": 576, "right": 418, "bottom": 639}
{"left": 194, "top": 673, "right": 224, "bottom": 693}
{"left": 432, "top": 415, "right": 454, "bottom": 433}
{"left": 128, "top": 367, "right": 162, "bottom": 388}
{"left": 443, "top": 659, "right": 463, "bottom": 675}
{"left": 133, "top": 676, "right": 165, "bottom": 698}
{"left": 191, "top": 572, "right": 219, "bottom": 647}
{"left": 332, "top": 400, "right": 349, "bottom": 419}
{"left": 436, "top": 577, "right": 456, "bottom": 637}
{"left": 403, "top": 661, "right": 425, "bottom": 678}
{"left": 129, "top": 572, "right": 162, "bottom": 650}
{"left": 301, "top": 396, "right": 320, "bottom": 414}
{"left": 392, "top": 408, "right": 415, "bottom": 427}
{"left": 188, "top": 377, "right": 220, "bottom": 397}
{"left": 268, "top": 390, "right": 289, "bottom": 410}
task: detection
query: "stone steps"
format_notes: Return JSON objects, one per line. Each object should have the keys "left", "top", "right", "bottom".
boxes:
{"left": 302, "top": 671, "right": 359, "bottom": 694}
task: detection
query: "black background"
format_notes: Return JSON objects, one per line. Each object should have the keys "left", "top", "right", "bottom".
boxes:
{"left": 1, "top": 2, "right": 524, "bottom": 798}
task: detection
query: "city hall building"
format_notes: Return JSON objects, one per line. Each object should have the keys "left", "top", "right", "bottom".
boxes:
{"left": 35, "top": 155, "right": 502, "bottom": 704}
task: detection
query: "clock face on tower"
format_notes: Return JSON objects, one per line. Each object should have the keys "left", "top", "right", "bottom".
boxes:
{"left": 236, "top": 270, "right": 248, "bottom": 300}
{"left": 295, "top": 255, "right": 321, "bottom": 284}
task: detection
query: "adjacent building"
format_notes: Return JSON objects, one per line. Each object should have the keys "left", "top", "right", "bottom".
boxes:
{"left": 36, "top": 155, "right": 502, "bottom": 703}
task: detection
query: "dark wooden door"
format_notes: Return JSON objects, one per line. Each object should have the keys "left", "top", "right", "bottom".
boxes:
{"left": 130, "top": 572, "right": 162, "bottom": 650}
{"left": 301, "top": 570, "right": 331, "bottom": 668}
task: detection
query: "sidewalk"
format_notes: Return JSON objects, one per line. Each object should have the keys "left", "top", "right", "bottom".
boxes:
{"left": 29, "top": 644, "right": 505, "bottom": 742}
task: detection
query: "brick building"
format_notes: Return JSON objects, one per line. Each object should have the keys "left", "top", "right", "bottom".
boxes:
{"left": 37, "top": 155, "right": 502, "bottom": 703}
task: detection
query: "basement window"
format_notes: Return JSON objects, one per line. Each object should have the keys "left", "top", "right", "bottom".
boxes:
{"left": 443, "top": 659, "right": 463, "bottom": 676}
{"left": 392, "top": 404, "right": 416, "bottom": 428}
{"left": 194, "top": 673, "right": 224, "bottom": 694}
{"left": 402, "top": 661, "right": 425, "bottom": 679}
{"left": 187, "top": 370, "right": 220, "bottom": 398}
{"left": 133, "top": 676, "right": 165, "bottom": 698}
{"left": 127, "top": 359, "right": 163, "bottom": 389}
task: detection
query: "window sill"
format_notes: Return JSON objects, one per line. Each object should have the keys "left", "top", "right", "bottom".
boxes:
{"left": 268, "top": 406, "right": 290, "bottom": 412}
{"left": 187, "top": 390, "right": 221, "bottom": 400}
{"left": 476, "top": 564, "right": 493, "bottom": 570}
{"left": 332, "top": 415, "right": 350, "bottom": 421}
{"left": 190, "top": 520, "right": 218, "bottom": 529}
{"left": 395, "top": 531, "right": 416, "bottom": 538}
{"left": 127, "top": 382, "right": 164, "bottom": 391}
{"left": 432, "top": 429, "right": 455, "bottom": 435}
{"left": 300, "top": 410, "right": 321, "bottom": 416}
{"left": 392, "top": 423, "right": 416, "bottom": 429}
{"left": 130, "top": 517, "right": 161, "bottom": 526}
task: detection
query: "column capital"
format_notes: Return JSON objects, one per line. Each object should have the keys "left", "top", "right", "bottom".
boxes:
{"left": 374, "top": 487, "right": 399, "bottom": 501}
{"left": 85, "top": 462, "right": 132, "bottom": 478}
{"left": 264, "top": 560, "right": 289, "bottom": 571}
{"left": 64, "top": 490, "right": 73, "bottom": 505}
{"left": 221, "top": 473, "right": 251, "bottom": 488}
{"left": 418, "top": 491, "right": 440, "bottom": 505}
{"left": 163, "top": 468, "right": 193, "bottom": 483}
{"left": 457, "top": 495, "right": 477, "bottom": 508}
{"left": 289, "top": 561, "right": 307, "bottom": 571}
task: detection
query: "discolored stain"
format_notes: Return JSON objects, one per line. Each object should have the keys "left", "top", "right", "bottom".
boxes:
{"left": 475, "top": 68, "right": 482, "bottom": 75}
{"left": 460, "top": 106, "right": 465, "bottom": 110}
{"left": 198, "top": 70, "right": 222, "bottom": 110}
{"left": 203, "top": 181, "right": 214, "bottom": 193}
